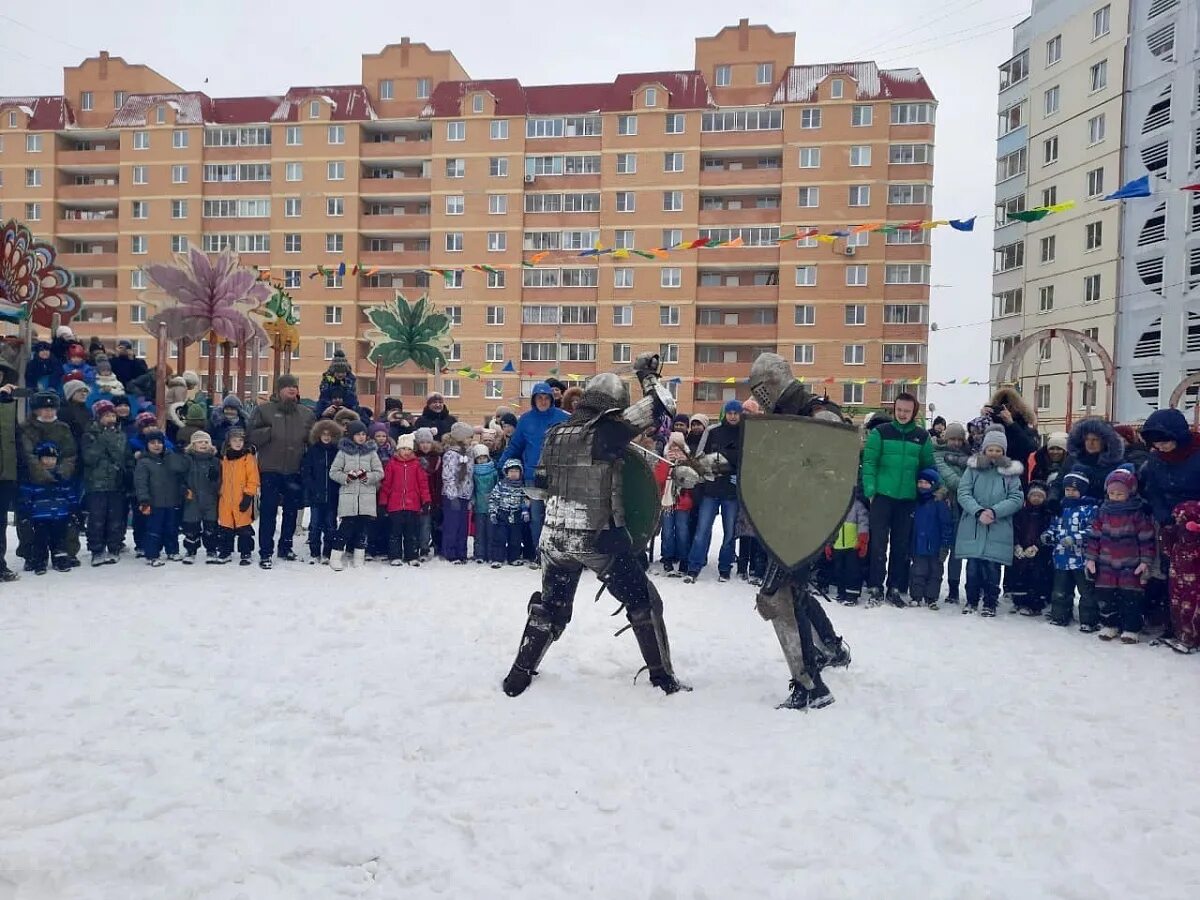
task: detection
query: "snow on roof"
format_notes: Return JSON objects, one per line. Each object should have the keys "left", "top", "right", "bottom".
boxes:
{"left": 773, "top": 62, "right": 934, "bottom": 104}
{"left": 270, "top": 86, "right": 377, "bottom": 122}
{"left": 109, "top": 92, "right": 210, "bottom": 127}
{"left": 0, "top": 96, "right": 74, "bottom": 129}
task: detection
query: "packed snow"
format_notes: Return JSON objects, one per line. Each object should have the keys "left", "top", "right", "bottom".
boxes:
{"left": 2, "top": 545, "right": 1198, "bottom": 899}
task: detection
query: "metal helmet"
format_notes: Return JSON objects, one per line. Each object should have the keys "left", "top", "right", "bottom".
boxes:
{"left": 748, "top": 352, "right": 793, "bottom": 411}
{"left": 578, "top": 372, "right": 630, "bottom": 412}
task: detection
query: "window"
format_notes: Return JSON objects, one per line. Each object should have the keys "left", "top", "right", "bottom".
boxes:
{"left": 828, "top": 78, "right": 845, "bottom": 100}
{"left": 800, "top": 108, "right": 821, "bottom": 129}
{"left": 445, "top": 232, "right": 463, "bottom": 252}
{"left": 658, "top": 343, "right": 679, "bottom": 365}
{"left": 616, "top": 153, "right": 637, "bottom": 174}
{"left": 613, "top": 268, "right": 633, "bottom": 288}
{"left": 23, "top": 202, "right": 39, "bottom": 221}
{"left": 486, "top": 231, "right": 506, "bottom": 252}
{"left": 1000, "top": 51, "right": 1029, "bottom": 91}
{"left": 999, "top": 102, "right": 1024, "bottom": 136}
{"left": 284, "top": 234, "right": 302, "bottom": 253}
{"left": 840, "top": 383, "right": 864, "bottom": 405}
{"left": 795, "top": 265, "right": 817, "bottom": 286}
{"left": 715, "top": 65, "right": 731, "bottom": 87}
{"left": 471, "top": 94, "right": 485, "bottom": 114}
{"left": 1093, "top": 4, "right": 1110, "bottom": 39}
{"left": 662, "top": 229, "right": 682, "bottom": 248}
{"left": 131, "top": 200, "right": 148, "bottom": 220}
{"left": 489, "top": 157, "right": 508, "bottom": 177}
{"left": 618, "top": 115, "right": 637, "bottom": 135}
{"left": 170, "top": 164, "right": 188, "bottom": 184}
{"left": 849, "top": 185, "right": 870, "bottom": 207}
{"left": 170, "top": 200, "right": 187, "bottom": 219}
{"left": 379, "top": 79, "right": 394, "bottom": 100}
{"left": 446, "top": 158, "right": 465, "bottom": 178}
{"left": 612, "top": 343, "right": 632, "bottom": 364}
{"left": 1088, "top": 113, "right": 1106, "bottom": 144}
{"left": 661, "top": 268, "right": 681, "bottom": 288}
{"left": 1040, "top": 235, "right": 1057, "bottom": 263}
{"left": 286, "top": 126, "right": 301, "bottom": 146}
{"left": 845, "top": 304, "right": 867, "bottom": 325}
{"left": 133, "top": 131, "right": 149, "bottom": 150}
{"left": 887, "top": 263, "right": 932, "bottom": 284}
{"left": 613, "top": 230, "right": 635, "bottom": 250}
{"left": 664, "top": 151, "right": 684, "bottom": 172}
{"left": 614, "top": 191, "right": 636, "bottom": 213}
{"left": 285, "top": 162, "right": 302, "bottom": 182}
{"left": 993, "top": 288, "right": 1024, "bottom": 318}
{"left": 1043, "top": 136, "right": 1059, "bottom": 165}
{"left": 1039, "top": 285, "right": 1055, "bottom": 312}
{"left": 798, "top": 147, "right": 821, "bottom": 168}
{"left": 417, "top": 78, "right": 431, "bottom": 99}
{"left": 844, "top": 345, "right": 865, "bottom": 365}
{"left": 481, "top": 342, "right": 504, "bottom": 364}
{"left": 486, "top": 306, "right": 505, "bottom": 325}
{"left": 846, "top": 265, "right": 868, "bottom": 286}
{"left": 324, "top": 306, "right": 343, "bottom": 326}
{"left": 1047, "top": 35, "right": 1062, "bottom": 66}
{"left": 445, "top": 306, "right": 463, "bottom": 326}
{"left": 25, "top": 134, "right": 42, "bottom": 153}
{"left": 1090, "top": 59, "right": 1108, "bottom": 92}
{"left": 1086, "top": 167, "right": 1105, "bottom": 198}
{"left": 1084, "top": 273, "right": 1102, "bottom": 303}
{"left": 882, "top": 344, "right": 925, "bottom": 364}
{"left": 888, "top": 184, "right": 930, "bottom": 205}
{"left": 997, "top": 148, "right": 1026, "bottom": 182}
{"left": 284, "top": 270, "right": 300, "bottom": 289}
{"left": 1085, "top": 221, "right": 1103, "bottom": 250}
{"left": 794, "top": 304, "right": 816, "bottom": 326}
{"left": 797, "top": 187, "right": 819, "bottom": 208}
{"left": 487, "top": 270, "right": 506, "bottom": 288}
{"left": 850, "top": 146, "right": 871, "bottom": 167}
{"left": 327, "top": 161, "right": 345, "bottom": 180}
{"left": 756, "top": 63, "right": 774, "bottom": 84}
{"left": 113, "top": 90, "right": 126, "bottom": 109}
{"left": 444, "top": 270, "right": 463, "bottom": 289}
{"left": 325, "top": 233, "right": 344, "bottom": 253}
{"left": 1036, "top": 384, "right": 1051, "bottom": 410}
{"left": 607, "top": 306, "right": 632, "bottom": 328}
{"left": 323, "top": 341, "right": 343, "bottom": 361}
{"left": 308, "top": 100, "right": 321, "bottom": 119}
{"left": 644, "top": 88, "right": 657, "bottom": 107}
{"left": 488, "top": 194, "right": 508, "bottom": 215}
{"left": 323, "top": 197, "right": 342, "bottom": 218}
{"left": 883, "top": 304, "right": 927, "bottom": 324}
{"left": 851, "top": 105, "right": 873, "bottom": 127}
{"left": 131, "top": 270, "right": 147, "bottom": 290}
{"left": 663, "top": 191, "right": 683, "bottom": 212}
{"left": 665, "top": 113, "right": 685, "bottom": 134}
{"left": 891, "top": 103, "right": 935, "bottom": 125}
{"left": 132, "top": 166, "right": 147, "bottom": 185}
{"left": 1044, "top": 86, "right": 1061, "bottom": 116}
{"left": 447, "top": 121, "right": 465, "bottom": 141}
{"left": 446, "top": 195, "right": 465, "bottom": 215}
{"left": 889, "top": 143, "right": 931, "bottom": 165}
{"left": 488, "top": 119, "right": 509, "bottom": 140}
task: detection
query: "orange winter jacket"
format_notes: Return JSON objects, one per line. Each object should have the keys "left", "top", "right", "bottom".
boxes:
{"left": 218, "top": 448, "right": 260, "bottom": 528}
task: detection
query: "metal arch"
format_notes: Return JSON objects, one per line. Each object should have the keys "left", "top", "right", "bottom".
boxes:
{"left": 995, "top": 327, "right": 1116, "bottom": 427}
{"left": 1168, "top": 373, "right": 1200, "bottom": 427}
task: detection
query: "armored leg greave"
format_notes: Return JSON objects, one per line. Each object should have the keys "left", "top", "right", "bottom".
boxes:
{"left": 755, "top": 583, "right": 815, "bottom": 690}
{"left": 606, "top": 553, "right": 687, "bottom": 692}
{"left": 503, "top": 564, "right": 582, "bottom": 697}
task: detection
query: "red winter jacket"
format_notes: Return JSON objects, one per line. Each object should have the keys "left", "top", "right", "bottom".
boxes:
{"left": 379, "top": 455, "right": 432, "bottom": 513}
{"left": 654, "top": 460, "right": 694, "bottom": 513}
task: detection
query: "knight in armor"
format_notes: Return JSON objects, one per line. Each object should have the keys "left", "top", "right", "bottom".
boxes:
{"left": 502, "top": 353, "right": 689, "bottom": 697}
{"left": 745, "top": 352, "right": 853, "bottom": 710}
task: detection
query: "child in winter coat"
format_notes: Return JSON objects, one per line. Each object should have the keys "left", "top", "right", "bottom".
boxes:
{"left": 80, "top": 399, "right": 129, "bottom": 566}
{"left": 378, "top": 433, "right": 432, "bottom": 565}
{"left": 301, "top": 420, "right": 342, "bottom": 564}
{"left": 366, "top": 422, "right": 395, "bottom": 559}
{"left": 217, "top": 428, "right": 259, "bottom": 565}
{"left": 825, "top": 488, "right": 870, "bottom": 605}
{"left": 955, "top": 425, "right": 1025, "bottom": 616}
{"left": 328, "top": 420, "right": 384, "bottom": 571}
{"left": 488, "top": 459, "right": 530, "bottom": 567}
{"left": 471, "top": 444, "right": 499, "bottom": 563}
{"left": 1084, "top": 468, "right": 1156, "bottom": 643}
{"left": 133, "top": 428, "right": 188, "bottom": 566}
{"left": 414, "top": 427, "right": 442, "bottom": 557}
{"left": 1009, "top": 480, "right": 1055, "bottom": 616}
{"left": 1160, "top": 499, "right": 1200, "bottom": 653}
{"left": 440, "top": 422, "right": 475, "bottom": 563}
{"left": 180, "top": 431, "right": 222, "bottom": 563}
{"left": 654, "top": 432, "right": 695, "bottom": 577}
{"left": 909, "top": 468, "right": 954, "bottom": 609}
{"left": 935, "top": 422, "right": 970, "bottom": 602}
{"left": 18, "top": 442, "right": 79, "bottom": 574}
{"left": 1042, "top": 471, "right": 1100, "bottom": 628}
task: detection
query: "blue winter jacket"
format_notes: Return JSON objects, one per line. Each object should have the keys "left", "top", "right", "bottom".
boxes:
{"left": 912, "top": 481, "right": 954, "bottom": 557}
{"left": 300, "top": 440, "right": 341, "bottom": 508}
{"left": 1138, "top": 408, "right": 1200, "bottom": 524}
{"left": 19, "top": 472, "right": 79, "bottom": 522}
{"left": 498, "top": 382, "right": 569, "bottom": 484}
{"left": 1042, "top": 496, "right": 1099, "bottom": 571}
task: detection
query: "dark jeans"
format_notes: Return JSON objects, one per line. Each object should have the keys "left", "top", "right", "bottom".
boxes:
{"left": 832, "top": 547, "right": 862, "bottom": 600}
{"left": 737, "top": 536, "right": 767, "bottom": 579}
{"left": 388, "top": 510, "right": 421, "bottom": 561}
{"left": 473, "top": 509, "right": 491, "bottom": 561}
{"left": 909, "top": 551, "right": 946, "bottom": 604}
{"left": 258, "top": 471, "right": 302, "bottom": 559}
{"left": 144, "top": 506, "right": 180, "bottom": 560}
{"left": 1097, "top": 587, "right": 1144, "bottom": 633}
{"left": 334, "top": 514, "right": 372, "bottom": 552}
{"left": 85, "top": 490, "right": 127, "bottom": 554}
{"left": 0, "top": 480, "right": 17, "bottom": 569}
{"left": 368, "top": 505, "right": 389, "bottom": 555}
{"left": 441, "top": 498, "right": 469, "bottom": 560}
{"left": 659, "top": 510, "right": 691, "bottom": 566}
{"left": 307, "top": 503, "right": 337, "bottom": 558}
{"left": 946, "top": 551, "right": 963, "bottom": 587}
{"left": 131, "top": 503, "right": 148, "bottom": 552}
{"left": 1050, "top": 569, "right": 1097, "bottom": 624}
{"left": 964, "top": 558, "right": 1001, "bottom": 609}
{"left": 687, "top": 497, "right": 738, "bottom": 575}
{"left": 867, "top": 495, "right": 915, "bottom": 592}
{"left": 528, "top": 498, "right": 546, "bottom": 553}
{"left": 219, "top": 525, "right": 255, "bottom": 557}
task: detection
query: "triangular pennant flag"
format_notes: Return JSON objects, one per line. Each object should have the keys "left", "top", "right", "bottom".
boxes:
{"left": 337, "top": 261, "right": 346, "bottom": 277}
{"left": 530, "top": 251, "right": 549, "bottom": 265}
{"left": 480, "top": 363, "right": 494, "bottom": 374}
{"left": 1103, "top": 175, "right": 1151, "bottom": 200}
{"left": 850, "top": 223, "right": 883, "bottom": 234}
{"left": 815, "top": 234, "right": 837, "bottom": 244}
{"left": 502, "top": 361, "right": 515, "bottom": 373}
{"left": 689, "top": 237, "right": 711, "bottom": 249}
{"left": 1008, "top": 209, "right": 1051, "bottom": 222}
{"left": 920, "top": 220, "right": 948, "bottom": 230}
{"left": 631, "top": 249, "right": 656, "bottom": 260}
{"left": 1182, "top": 183, "right": 1200, "bottom": 192}
{"left": 725, "top": 235, "right": 744, "bottom": 248}
{"left": 949, "top": 217, "right": 976, "bottom": 232}
{"left": 1046, "top": 201, "right": 1076, "bottom": 213}
{"left": 669, "top": 377, "right": 682, "bottom": 385}
{"left": 548, "top": 367, "right": 559, "bottom": 376}
{"left": 723, "top": 377, "right": 736, "bottom": 384}
{"left": 566, "top": 373, "right": 580, "bottom": 380}
{"left": 612, "top": 248, "right": 630, "bottom": 259}
{"left": 351, "top": 263, "right": 360, "bottom": 276}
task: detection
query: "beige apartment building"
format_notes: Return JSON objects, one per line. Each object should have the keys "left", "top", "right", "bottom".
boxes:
{"left": 0, "top": 20, "right": 935, "bottom": 419}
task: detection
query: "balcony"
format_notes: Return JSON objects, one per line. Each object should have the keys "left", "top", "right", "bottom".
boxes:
{"left": 58, "top": 183, "right": 119, "bottom": 202}
{"left": 519, "top": 324, "right": 600, "bottom": 342}
{"left": 73, "top": 286, "right": 118, "bottom": 304}
{"left": 360, "top": 175, "right": 430, "bottom": 197}
{"left": 520, "top": 211, "right": 601, "bottom": 229}
{"left": 699, "top": 130, "right": 785, "bottom": 150}
{"left": 73, "top": 304, "right": 119, "bottom": 326}
{"left": 699, "top": 166, "right": 783, "bottom": 188}
{"left": 57, "top": 148, "right": 120, "bottom": 169}
{"left": 698, "top": 206, "right": 782, "bottom": 226}
{"left": 362, "top": 138, "right": 432, "bottom": 160}
{"left": 360, "top": 212, "right": 431, "bottom": 234}
{"left": 57, "top": 252, "right": 118, "bottom": 271}
{"left": 358, "top": 249, "right": 431, "bottom": 269}
{"left": 694, "top": 326, "right": 779, "bottom": 343}
{"left": 694, "top": 246, "right": 779, "bottom": 266}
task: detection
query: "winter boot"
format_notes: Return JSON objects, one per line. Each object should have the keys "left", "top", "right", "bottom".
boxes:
{"left": 981, "top": 605, "right": 997, "bottom": 618}
{"left": 491, "top": 562, "right": 503, "bottom": 569}
{"left": 353, "top": 549, "right": 366, "bottom": 568}
{"left": 824, "top": 637, "right": 852, "bottom": 669}
{"left": 776, "top": 680, "right": 809, "bottom": 710}
{"left": 946, "top": 582, "right": 960, "bottom": 603}
{"left": 90, "top": 552, "right": 106, "bottom": 567}
{"left": 239, "top": 554, "right": 252, "bottom": 566}
{"left": 806, "top": 672, "right": 835, "bottom": 709}
{"left": 1162, "top": 637, "right": 1195, "bottom": 654}
{"left": 503, "top": 596, "right": 556, "bottom": 697}
{"left": 1119, "top": 631, "right": 1140, "bottom": 644}
{"left": 865, "top": 587, "right": 884, "bottom": 608}
{"left": 1099, "top": 626, "right": 1120, "bottom": 641}
{"left": 682, "top": 573, "right": 697, "bottom": 584}
{"left": 0, "top": 566, "right": 18, "bottom": 582}
{"left": 181, "top": 553, "right": 196, "bottom": 566}
{"left": 390, "top": 558, "right": 405, "bottom": 567}
{"left": 329, "top": 549, "right": 345, "bottom": 572}
{"left": 258, "top": 557, "right": 273, "bottom": 570}
{"left": 717, "top": 571, "right": 731, "bottom": 583}
{"left": 1079, "top": 622, "right": 1100, "bottom": 633}
{"left": 661, "top": 561, "right": 674, "bottom": 576}
{"left": 211, "top": 554, "right": 231, "bottom": 565}
{"left": 52, "top": 553, "right": 73, "bottom": 573}
{"left": 887, "top": 589, "right": 907, "bottom": 608}
{"left": 278, "top": 549, "right": 298, "bottom": 562}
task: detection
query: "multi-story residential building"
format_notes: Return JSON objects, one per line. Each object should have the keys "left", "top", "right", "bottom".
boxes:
{"left": 0, "top": 20, "right": 935, "bottom": 419}
{"left": 991, "top": 0, "right": 1129, "bottom": 432}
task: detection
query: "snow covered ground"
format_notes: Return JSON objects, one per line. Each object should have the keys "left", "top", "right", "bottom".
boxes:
{"left": 2, "top": 550, "right": 1199, "bottom": 900}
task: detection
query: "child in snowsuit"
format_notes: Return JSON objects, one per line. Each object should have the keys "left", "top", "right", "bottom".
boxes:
{"left": 439, "top": 422, "right": 475, "bottom": 563}
{"left": 379, "top": 433, "right": 432, "bottom": 566}
{"left": 488, "top": 459, "right": 529, "bottom": 567}
{"left": 909, "top": 468, "right": 954, "bottom": 608}
{"left": 471, "top": 444, "right": 499, "bottom": 563}
{"left": 80, "top": 399, "right": 129, "bottom": 566}
{"left": 18, "top": 442, "right": 79, "bottom": 574}
{"left": 133, "top": 428, "right": 188, "bottom": 566}
{"left": 180, "top": 430, "right": 222, "bottom": 563}
{"left": 217, "top": 428, "right": 259, "bottom": 565}
{"left": 1009, "top": 480, "right": 1055, "bottom": 616}
{"left": 301, "top": 420, "right": 342, "bottom": 563}
{"left": 1084, "top": 468, "right": 1156, "bottom": 643}
{"left": 654, "top": 432, "right": 695, "bottom": 577}
{"left": 824, "top": 489, "right": 870, "bottom": 605}
{"left": 1043, "top": 471, "right": 1100, "bottom": 629}
{"left": 414, "top": 427, "right": 441, "bottom": 557}
{"left": 934, "top": 422, "right": 970, "bottom": 602}
{"left": 328, "top": 420, "right": 383, "bottom": 570}
{"left": 127, "top": 411, "right": 172, "bottom": 556}
{"left": 955, "top": 425, "right": 1024, "bottom": 616}
{"left": 367, "top": 422, "right": 395, "bottom": 558}
{"left": 1160, "top": 499, "right": 1200, "bottom": 653}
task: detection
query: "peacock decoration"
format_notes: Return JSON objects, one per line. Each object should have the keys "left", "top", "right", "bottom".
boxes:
{"left": 0, "top": 218, "right": 82, "bottom": 326}
{"left": 364, "top": 293, "right": 453, "bottom": 373}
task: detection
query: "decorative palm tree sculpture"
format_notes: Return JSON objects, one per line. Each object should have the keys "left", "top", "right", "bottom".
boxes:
{"left": 0, "top": 218, "right": 81, "bottom": 327}
{"left": 364, "top": 294, "right": 454, "bottom": 396}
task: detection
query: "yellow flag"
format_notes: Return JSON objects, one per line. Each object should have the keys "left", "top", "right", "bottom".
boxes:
{"left": 480, "top": 363, "right": 493, "bottom": 374}
{"left": 723, "top": 376, "right": 736, "bottom": 384}
{"left": 1047, "top": 201, "right": 1076, "bottom": 213}
{"left": 612, "top": 248, "right": 630, "bottom": 259}
{"left": 816, "top": 234, "right": 837, "bottom": 244}
{"left": 921, "top": 220, "right": 949, "bottom": 230}
{"left": 911, "top": 377, "right": 923, "bottom": 385}
{"left": 960, "top": 376, "right": 970, "bottom": 384}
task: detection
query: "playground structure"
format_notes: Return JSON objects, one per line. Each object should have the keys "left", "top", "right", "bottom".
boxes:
{"left": 994, "top": 326, "right": 1117, "bottom": 430}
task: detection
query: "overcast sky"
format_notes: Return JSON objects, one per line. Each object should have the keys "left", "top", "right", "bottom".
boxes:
{"left": 1, "top": 0, "right": 1029, "bottom": 423}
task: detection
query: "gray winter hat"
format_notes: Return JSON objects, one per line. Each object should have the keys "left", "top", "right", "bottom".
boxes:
{"left": 414, "top": 427, "right": 435, "bottom": 444}
{"left": 980, "top": 424, "right": 1008, "bottom": 454}
{"left": 945, "top": 422, "right": 967, "bottom": 441}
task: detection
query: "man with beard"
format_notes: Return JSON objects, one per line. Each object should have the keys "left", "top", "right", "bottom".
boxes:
{"left": 502, "top": 354, "right": 688, "bottom": 697}
{"left": 247, "top": 375, "right": 315, "bottom": 569}
{"left": 414, "top": 392, "right": 457, "bottom": 440}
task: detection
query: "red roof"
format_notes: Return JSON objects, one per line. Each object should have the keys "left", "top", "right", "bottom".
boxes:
{"left": 269, "top": 86, "right": 376, "bottom": 122}
{"left": 0, "top": 96, "right": 74, "bottom": 130}
{"left": 773, "top": 63, "right": 934, "bottom": 104}
{"left": 210, "top": 96, "right": 282, "bottom": 124}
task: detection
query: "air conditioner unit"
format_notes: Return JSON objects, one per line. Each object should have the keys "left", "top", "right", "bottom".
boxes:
{"left": 843, "top": 246, "right": 856, "bottom": 257}
{"left": 524, "top": 174, "right": 535, "bottom": 183}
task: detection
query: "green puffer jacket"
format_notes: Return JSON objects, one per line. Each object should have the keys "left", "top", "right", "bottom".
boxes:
{"left": 81, "top": 423, "right": 129, "bottom": 493}
{"left": 862, "top": 420, "right": 935, "bottom": 501}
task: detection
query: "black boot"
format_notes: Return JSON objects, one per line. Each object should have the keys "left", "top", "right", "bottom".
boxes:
{"left": 777, "top": 680, "right": 809, "bottom": 710}
{"left": 631, "top": 621, "right": 692, "bottom": 694}
{"left": 503, "top": 593, "right": 557, "bottom": 697}
{"left": 807, "top": 671, "right": 835, "bottom": 709}
{"left": 824, "top": 637, "right": 851, "bottom": 669}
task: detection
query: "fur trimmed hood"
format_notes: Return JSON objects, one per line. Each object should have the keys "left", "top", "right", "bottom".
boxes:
{"left": 989, "top": 386, "right": 1034, "bottom": 425}
{"left": 337, "top": 437, "right": 377, "bottom": 456}
{"left": 967, "top": 454, "right": 1024, "bottom": 477}
{"left": 310, "top": 419, "right": 344, "bottom": 444}
{"left": 1067, "top": 417, "right": 1125, "bottom": 465}
{"left": 332, "top": 407, "right": 361, "bottom": 428}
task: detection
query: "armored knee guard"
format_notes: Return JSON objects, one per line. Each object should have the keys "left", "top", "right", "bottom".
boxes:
{"left": 755, "top": 584, "right": 814, "bottom": 689}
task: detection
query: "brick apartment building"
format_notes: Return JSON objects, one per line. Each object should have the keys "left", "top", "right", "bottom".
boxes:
{"left": 0, "top": 20, "right": 935, "bottom": 419}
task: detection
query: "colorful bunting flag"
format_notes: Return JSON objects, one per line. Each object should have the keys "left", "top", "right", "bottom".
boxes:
{"left": 1104, "top": 175, "right": 1151, "bottom": 200}
{"left": 949, "top": 218, "right": 976, "bottom": 232}
{"left": 502, "top": 361, "right": 515, "bottom": 373}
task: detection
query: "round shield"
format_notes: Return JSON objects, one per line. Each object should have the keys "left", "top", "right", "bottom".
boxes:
{"left": 622, "top": 446, "right": 662, "bottom": 555}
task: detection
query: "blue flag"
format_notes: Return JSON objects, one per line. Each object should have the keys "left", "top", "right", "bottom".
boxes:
{"left": 502, "top": 360, "right": 515, "bottom": 373}
{"left": 1104, "top": 175, "right": 1151, "bottom": 200}
{"left": 949, "top": 217, "right": 976, "bottom": 232}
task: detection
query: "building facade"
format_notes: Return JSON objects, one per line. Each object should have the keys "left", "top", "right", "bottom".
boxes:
{"left": 0, "top": 21, "right": 935, "bottom": 419}
{"left": 991, "top": 0, "right": 1130, "bottom": 432}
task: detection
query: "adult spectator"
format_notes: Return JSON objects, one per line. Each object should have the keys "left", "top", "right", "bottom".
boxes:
{"left": 861, "top": 391, "right": 935, "bottom": 607}
{"left": 109, "top": 340, "right": 148, "bottom": 389}
{"left": 247, "top": 374, "right": 316, "bottom": 568}
{"left": 1066, "top": 417, "right": 1124, "bottom": 502}
{"left": 126, "top": 363, "right": 173, "bottom": 407}
{"left": 685, "top": 414, "right": 709, "bottom": 455}
{"left": 685, "top": 400, "right": 743, "bottom": 582}
{"left": 382, "top": 397, "right": 416, "bottom": 440}
{"left": 24, "top": 341, "right": 62, "bottom": 393}
{"left": 982, "top": 388, "right": 1039, "bottom": 482}
{"left": 1030, "top": 431, "right": 1071, "bottom": 510}
{"left": 545, "top": 377, "right": 567, "bottom": 407}
{"left": 1114, "top": 425, "right": 1152, "bottom": 472}
{"left": 1139, "top": 409, "right": 1200, "bottom": 525}
{"left": 499, "top": 381, "right": 568, "bottom": 556}
{"left": 414, "top": 392, "right": 457, "bottom": 439}
{"left": 497, "top": 412, "right": 518, "bottom": 442}
{"left": 561, "top": 386, "right": 583, "bottom": 414}
{"left": 931, "top": 416, "right": 947, "bottom": 444}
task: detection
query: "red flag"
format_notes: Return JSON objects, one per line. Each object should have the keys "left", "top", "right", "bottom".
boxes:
{"left": 1183, "top": 183, "right": 1200, "bottom": 192}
